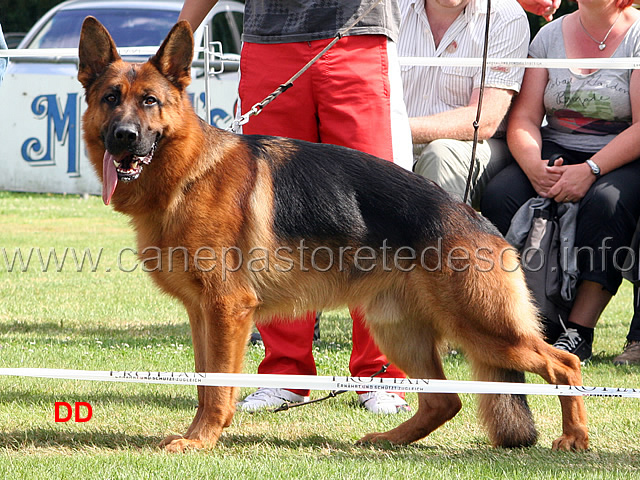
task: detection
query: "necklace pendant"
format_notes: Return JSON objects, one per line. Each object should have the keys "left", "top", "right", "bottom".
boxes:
{"left": 599, "top": 43, "right": 606, "bottom": 51}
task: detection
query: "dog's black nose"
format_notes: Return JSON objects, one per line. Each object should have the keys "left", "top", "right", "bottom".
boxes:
{"left": 114, "top": 124, "right": 139, "bottom": 146}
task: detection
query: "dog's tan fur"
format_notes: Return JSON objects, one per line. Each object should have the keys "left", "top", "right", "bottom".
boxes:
{"left": 78, "top": 17, "right": 589, "bottom": 453}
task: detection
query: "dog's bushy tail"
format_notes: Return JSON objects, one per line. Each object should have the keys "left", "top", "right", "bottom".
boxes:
{"left": 474, "top": 365, "right": 538, "bottom": 448}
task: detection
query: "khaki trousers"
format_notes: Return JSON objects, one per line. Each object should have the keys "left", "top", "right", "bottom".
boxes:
{"left": 413, "top": 137, "right": 512, "bottom": 209}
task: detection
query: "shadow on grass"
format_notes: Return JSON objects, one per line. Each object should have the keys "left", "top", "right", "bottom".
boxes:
{"left": 3, "top": 427, "right": 640, "bottom": 476}
{"left": 220, "top": 434, "right": 640, "bottom": 474}
{"left": 0, "top": 428, "right": 163, "bottom": 450}
{"left": 3, "top": 320, "right": 192, "bottom": 347}
{"left": 3, "top": 319, "right": 362, "bottom": 354}
{"left": 219, "top": 433, "right": 366, "bottom": 451}
{"left": 0, "top": 428, "right": 436, "bottom": 453}
{"left": 0, "top": 388, "right": 197, "bottom": 411}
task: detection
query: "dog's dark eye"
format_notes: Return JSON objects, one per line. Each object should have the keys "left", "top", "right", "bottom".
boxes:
{"left": 104, "top": 93, "right": 118, "bottom": 105}
{"left": 144, "top": 96, "right": 158, "bottom": 106}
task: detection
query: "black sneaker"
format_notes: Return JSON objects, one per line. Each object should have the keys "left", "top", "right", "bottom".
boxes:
{"left": 553, "top": 328, "right": 592, "bottom": 364}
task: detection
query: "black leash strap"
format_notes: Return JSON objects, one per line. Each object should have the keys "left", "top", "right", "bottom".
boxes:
{"left": 230, "top": 0, "right": 385, "bottom": 132}
{"left": 271, "top": 363, "right": 390, "bottom": 413}
{"left": 463, "top": 0, "right": 492, "bottom": 204}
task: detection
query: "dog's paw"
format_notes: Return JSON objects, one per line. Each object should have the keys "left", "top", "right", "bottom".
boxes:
{"left": 551, "top": 431, "right": 589, "bottom": 451}
{"left": 159, "top": 435, "right": 206, "bottom": 453}
{"left": 356, "top": 432, "right": 397, "bottom": 447}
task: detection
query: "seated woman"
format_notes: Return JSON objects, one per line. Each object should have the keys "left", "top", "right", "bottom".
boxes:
{"left": 481, "top": 0, "right": 640, "bottom": 363}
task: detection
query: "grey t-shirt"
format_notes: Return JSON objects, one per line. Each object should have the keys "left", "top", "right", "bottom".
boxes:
{"left": 530, "top": 16, "right": 640, "bottom": 153}
{"left": 242, "top": 0, "right": 401, "bottom": 43}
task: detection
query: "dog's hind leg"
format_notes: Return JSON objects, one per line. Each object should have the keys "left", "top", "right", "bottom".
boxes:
{"left": 357, "top": 321, "right": 462, "bottom": 445}
{"left": 464, "top": 333, "right": 588, "bottom": 451}
{"left": 446, "top": 246, "right": 588, "bottom": 451}
{"left": 161, "top": 293, "right": 255, "bottom": 452}
{"left": 509, "top": 338, "right": 589, "bottom": 451}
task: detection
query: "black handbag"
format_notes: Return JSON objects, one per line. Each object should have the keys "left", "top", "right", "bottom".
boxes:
{"left": 520, "top": 199, "right": 572, "bottom": 342}
{"left": 518, "top": 154, "right": 574, "bottom": 342}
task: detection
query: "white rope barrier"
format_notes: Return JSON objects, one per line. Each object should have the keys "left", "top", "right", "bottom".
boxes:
{"left": 399, "top": 56, "right": 640, "bottom": 69}
{"left": 2, "top": 48, "right": 640, "bottom": 69}
{"left": 0, "top": 368, "right": 638, "bottom": 398}
{"left": 0, "top": 47, "right": 200, "bottom": 58}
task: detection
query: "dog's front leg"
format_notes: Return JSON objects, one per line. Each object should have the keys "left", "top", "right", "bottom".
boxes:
{"left": 161, "top": 294, "right": 255, "bottom": 452}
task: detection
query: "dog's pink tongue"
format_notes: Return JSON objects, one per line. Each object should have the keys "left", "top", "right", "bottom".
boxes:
{"left": 102, "top": 151, "right": 118, "bottom": 205}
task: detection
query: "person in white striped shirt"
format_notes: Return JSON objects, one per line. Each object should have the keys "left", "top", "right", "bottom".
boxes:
{"left": 397, "top": 0, "right": 529, "bottom": 208}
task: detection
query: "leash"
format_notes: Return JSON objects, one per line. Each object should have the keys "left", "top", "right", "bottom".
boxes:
{"left": 239, "top": 3, "right": 491, "bottom": 408}
{"left": 228, "top": 0, "right": 385, "bottom": 133}
{"left": 227, "top": 2, "right": 389, "bottom": 408}
{"left": 270, "top": 363, "right": 391, "bottom": 413}
{"left": 463, "top": 0, "right": 492, "bottom": 204}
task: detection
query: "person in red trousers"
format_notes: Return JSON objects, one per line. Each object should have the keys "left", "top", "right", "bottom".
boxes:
{"left": 180, "top": 0, "right": 414, "bottom": 413}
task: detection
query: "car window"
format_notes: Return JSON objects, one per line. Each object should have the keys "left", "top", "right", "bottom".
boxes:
{"left": 211, "top": 13, "right": 235, "bottom": 54}
{"left": 28, "top": 9, "right": 178, "bottom": 49}
{"left": 208, "top": 11, "right": 243, "bottom": 55}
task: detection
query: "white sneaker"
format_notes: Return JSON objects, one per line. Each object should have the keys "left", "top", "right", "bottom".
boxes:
{"left": 237, "top": 387, "right": 309, "bottom": 412}
{"left": 358, "top": 391, "right": 411, "bottom": 414}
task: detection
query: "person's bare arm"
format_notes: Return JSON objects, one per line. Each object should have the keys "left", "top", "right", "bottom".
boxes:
{"left": 178, "top": 0, "right": 219, "bottom": 30}
{"left": 517, "top": 0, "right": 560, "bottom": 21}
{"left": 506, "top": 66, "right": 561, "bottom": 197}
{"left": 409, "top": 87, "right": 514, "bottom": 144}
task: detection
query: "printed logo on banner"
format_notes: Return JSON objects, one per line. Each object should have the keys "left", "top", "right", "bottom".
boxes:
{"left": 21, "top": 93, "right": 79, "bottom": 174}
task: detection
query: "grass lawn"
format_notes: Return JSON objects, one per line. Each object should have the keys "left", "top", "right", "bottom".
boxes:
{"left": 1, "top": 191, "right": 639, "bottom": 479}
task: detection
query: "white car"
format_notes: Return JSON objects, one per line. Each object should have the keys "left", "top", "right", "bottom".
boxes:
{"left": 1, "top": 0, "right": 243, "bottom": 195}
{"left": 17, "top": 0, "right": 242, "bottom": 54}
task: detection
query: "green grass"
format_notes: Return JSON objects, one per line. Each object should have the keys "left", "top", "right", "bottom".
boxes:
{"left": 1, "top": 191, "right": 639, "bottom": 479}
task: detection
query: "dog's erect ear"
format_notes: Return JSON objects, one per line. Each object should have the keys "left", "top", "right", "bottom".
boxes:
{"left": 150, "top": 21, "right": 194, "bottom": 91}
{"left": 78, "top": 16, "right": 121, "bottom": 89}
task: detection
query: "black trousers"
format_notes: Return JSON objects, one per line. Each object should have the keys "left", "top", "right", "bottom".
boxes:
{"left": 481, "top": 141, "right": 640, "bottom": 296}
{"left": 628, "top": 285, "right": 640, "bottom": 342}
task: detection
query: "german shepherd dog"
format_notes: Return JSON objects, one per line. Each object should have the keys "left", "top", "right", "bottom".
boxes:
{"left": 78, "top": 17, "right": 588, "bottom": 453}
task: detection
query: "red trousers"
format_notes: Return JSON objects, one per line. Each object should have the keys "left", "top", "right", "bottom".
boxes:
{"left": 239, "top": 36, "right": 407, "bottom": 396}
